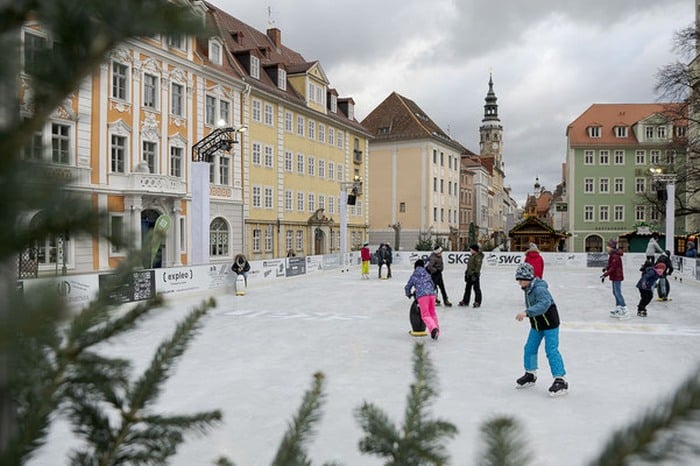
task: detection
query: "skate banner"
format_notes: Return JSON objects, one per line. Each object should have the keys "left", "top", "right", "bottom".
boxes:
{"left": 259, "top": 259, "right": 285, "bottom": 280}
{"left": 305, "top": 255, "right": 323, "bottom": 273}
{"left": 286, "top": 256, "right": 307, "bottom": 277}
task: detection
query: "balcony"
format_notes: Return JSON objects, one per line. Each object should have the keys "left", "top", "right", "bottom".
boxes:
{"left": 38, "top": 164, "right": 91, "bottom": 186}
{"left": 110, "top": 173, "right": 187, "bottom": 196}
{"left": 353, "top": 150, "right": 363, "bottom": 165}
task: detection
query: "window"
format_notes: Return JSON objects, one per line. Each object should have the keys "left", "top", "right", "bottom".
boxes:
{"left": 252, "top": 99, "right": 262, "bottom": 122}
{"left": 110, "top": 215, "right": 125, "bottom": 254}
{"left": 433, "top": 207, "right": 437, "bottom": 222}
{"left": 284, "top": 151, "right": 293, "bottom": 171}
{"left": 635, "top": 150, "right": 646, "bottom": 165}
{"left": 285, "top": 112, "right": 293, "bottom": 132}
{"left": 328, "top": 127, "right": 335, "bottom": 146}
{"left": 635, "top": 178, "right": 646, "bottom": 193}
{"left": 264, "top": 103, "right": 273, "bottom": 126}
{"left": 319, "top": 194, "right": 325, "bottom": 210}
{"left": 285, "top": 190, "right": 293, "bottom": 210}
{"left": 650, "top": 208, "right": 660, "bottom": 222}
{"left": 645, "top": 126, "right": 654, "bottom": 139}
{"left": 599, "top": 178, "right": 609, "bottom": 194}
{"left": 400, "top": 202, "right": 406, "bottom": 213}
{"left": 168, "top": 35, "right": 184, "bottom": 50}
{"left": 111, "top": 135, "right": 126, "bottom": 173}
{"left": 209, "top": 40, "right": 222, "bottom": 65}
{"left": 318, "top": 159, "right": 325, "bottom": 178}
{"left": 23, "top": 31, "right": 48, "bottom": 75}
{"left": 297, "top": 115, "right": 304, "bottom": 136}
{"left": 599, "top": 205, "right": 609, "bottom": 222}
{"left": 252, "top": 143, "right": 261, "bottom": 165}
{"left": 584, "top": 205, "right": 594, "bottom": 222}
{"left": 657, "top": 126, "right": 666, "bottom": 139}
{"left": 614, "top": 150, "right": 624, "bottom": 165}
{"left": 250, "top": 55, "right": 260, "bottom": 79}
{"left": 171, "top": 83, "right": 184, "bottom": 116}
{"left": 318, "top": 124, "right": 325, "bottom": 143}
{"left": 440, "top": 179, "right": 444, "bottom": 193}
{"left": 583, "top": 150, "right": 594, "bottom": 165}
{"left": 253, "top": 229, "right": 261, "bottom": 252}
{"left": 22, "top": 124, "right": 43, "bottom": 160}
{"left": 588, "top": 126, "right": 601, "bottom": 138}
{"left": 264, "top": 187, "right": 273, "bottom": 209}
{"left": 337, "top": 164, "right": 343, "bottom": 181}
{"left": 614, "top": 178, "right": 624, "bottom": 193}
{"left": 143, "top": 141, "right": 157, "bottom": 173}
{"left": 433, "top": 177, "right": 437, "bottom": 192}
{"left": 614, "top": 205, "right": 624, "bottom": 222}
{"left": 615, "top": 126, "right": 628, "bottom": 138}
{"left": 433, "top": 150, "right": 437, "bottom": 164}
{"left": 34, "top": 233, "right": 68, "bottom": 266}
{"left": 210, "top": 218, "right": 229, "bottom": 257}
{"left": 170, "top": 146, "right": 182, "bottom": 177}
{"left": 635, "top": 205, "right": 646, "bottom": 222}
{"left": 599, "top": 150, "right": 609, "bottom": 165}
{"left": 307, "top": 156, "right": 315, "bottom": 176}
{"left": 219, "top": 100, "right": 230, "bottom": 126}
{"left": 143, "top": 73, "right": 158, "bottom": 109}
{"left": 328, "top": 196, "right": 335, "bottom": 214}
{"left": 297, "top": 192, "right": 304, "bottom": 211}
{"left": 308, "top": 193, "right": 315, "bottom": 211}
{"left": 296, "top": 153, "right": 304, "bottom": 174}
{"left": 252, "top": 186, "right": 261, "bottom": 208}
{"left": 650, "top": 150, "right": 661, "bottom": 165}
{"left": 112, "top": 61, "right": 129, "bottom": 100}
{"left": 440, "top": 152, "right": 444, "bottom": 166}
{"left": 308, "top": 120, "right": 316, "bottom": 140}
{"left": 219, "top": 156, "right": 230, "bottom": 185}
{"left": 296, "top": 230, "right": 303, "bottom": 251}
{"left": 356, "top": 200, "right": 362, "bottom": 216}
{"left": 264, "top": 146, "right": 273, "bottom": 168}
{"left": 675, "top": 125, "right": 687, "bottom": 138}
{"left": 337, "top": 130, "right": 343, "bottom": 149}
{"left": 584, "top": 177, "right": 594, "bottom": 193}
{"left": 51, "top": 123, "right": 70, "bottom": 164}
{"left": 278, "top": 68, "right": 287, "bottom": 90}
{"left": 205, "top": 95, "right": 217, "bottom": 126}
{"left": 666, "top": 150, "right": 676, "bottom": 165}
{"left": 286, "top": 230, "right": 293, "bottom": 252}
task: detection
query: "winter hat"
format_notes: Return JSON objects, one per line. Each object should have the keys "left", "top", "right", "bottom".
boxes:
{"left": 434, "top": 247, "right": 443, "bottom": 254}
{"left": 654, "top": 263, "right": 666, "bottom": 273}
{"left": 528, "top": 242, "right": 539, "bottom": 252}
{"left": 607, "top": 239, "right": 617, "bottom": 249}
{"left": 469, "top": 243, "right": 480, "bottom": 252}
{"left": 414, "top": 259, "right": 425, "bottom": 268}
{"left": 363, "top": 241, "right": 369, "bottom": 246}
{"left": 515, "top": 263, "right": 536, "bottom": 281}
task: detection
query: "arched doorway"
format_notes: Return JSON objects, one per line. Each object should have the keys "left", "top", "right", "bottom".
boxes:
{"left": 141, "top": 209, "right": 164, "bottom": 268}
{"left": 314, "top": 228, "right": 325, "bottom": 255}
{"left": 584, "top": 234, "right": 604, "bottom": 253}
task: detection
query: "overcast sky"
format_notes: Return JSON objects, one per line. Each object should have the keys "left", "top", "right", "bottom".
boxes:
{"left": 213, "top": 0, "right": 692, "bottom": 204}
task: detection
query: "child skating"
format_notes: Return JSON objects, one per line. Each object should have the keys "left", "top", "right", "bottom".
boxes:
{"left": 513, "top": 263, "right": 568, "bottom": 397}
{"left": 404, "top": 259, "right": 440, "bottom": 340}
{"left": 636, "top": 262, "right": 666, "bottom": 317}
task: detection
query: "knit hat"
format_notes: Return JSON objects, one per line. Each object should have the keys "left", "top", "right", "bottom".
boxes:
{"left": 528, "top": 242, "right": 539, "bottom": 252}
{"left": 363, "top": 241, "right": 369, "bottom": 246}
{"left": 434, "top": 247, "right": 443, "bottom": 254}
{"left": 654, "top": 263, "right": 666, "bottom": 272}
{"left": 607, "top": 239, "right": 617, "bottom": 249}
{"left": 414, "top": 259, "right": 425, "bottom": 268}
{"left": 515, "top": 263, "right": 536, "bottom": 281}
{"left": 469, "top": 243, "right": 480, "bottom": 252}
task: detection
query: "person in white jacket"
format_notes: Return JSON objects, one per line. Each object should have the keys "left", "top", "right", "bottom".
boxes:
{"left": 645, "top": 232, "right": 664, "bottom": 264}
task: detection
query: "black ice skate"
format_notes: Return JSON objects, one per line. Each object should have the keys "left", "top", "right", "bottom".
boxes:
{"left": 548, "top": 377, "right": 568, "bottom": 397}
{"left": 516, "top": 372, "right": 537, "bottom": 389}
{"left": 637, "top": 308, "right": 648, "bottom": 317}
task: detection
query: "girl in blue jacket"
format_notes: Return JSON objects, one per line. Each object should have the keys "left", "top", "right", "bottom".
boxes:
{"left": 405, "top": 259, "right": 439, "bottom": 340}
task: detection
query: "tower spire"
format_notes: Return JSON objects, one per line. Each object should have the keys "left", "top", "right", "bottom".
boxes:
{"left": 483, "top": 72, "right": 499, "bottom": 122}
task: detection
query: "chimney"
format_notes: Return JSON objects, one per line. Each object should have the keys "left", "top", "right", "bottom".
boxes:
{"left": 267, "top": 28, "right": 281, "bottom": 48}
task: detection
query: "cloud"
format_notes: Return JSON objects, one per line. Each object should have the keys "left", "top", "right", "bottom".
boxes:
{"left": 213, "top": 0, "right": 693, "bottom": 203}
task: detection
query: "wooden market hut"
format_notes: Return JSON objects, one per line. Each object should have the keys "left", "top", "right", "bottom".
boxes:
{"left": 508, "top": 216, "right": 568, "bottom": 252}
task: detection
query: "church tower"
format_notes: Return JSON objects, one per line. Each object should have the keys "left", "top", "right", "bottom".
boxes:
{"left": 479, "top": 73, "right": 503, "bottom": 166}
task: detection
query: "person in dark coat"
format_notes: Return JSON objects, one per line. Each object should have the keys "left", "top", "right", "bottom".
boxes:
{"left": 232, "top": 253, "right": 251, "bottom": 287}
{"left": 426, "top": 247, "right": 451, "bottom": 306}
{"left": 654, "top": 251, "right": 673, "bottom": 301}
{"left": 601, "top": 239, "right": 628, "bottom": 319}
{"left": 459, "top": 243, "right": 483, "bottom": 307}
{"left": 636, "top": 263, "right": 666, "bottom": 317}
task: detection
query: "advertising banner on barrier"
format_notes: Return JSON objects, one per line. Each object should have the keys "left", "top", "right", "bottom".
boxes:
{"left": 322, "top": 254, "right": 341, "bottom": 270}
{"left": 285, "top": 256, "right": 307, "bottom": 277}
{"left": 586, "top": 253, "right": 609, "bottom": 268}
{"left": 156, "top": 267, "right": 208, "bottom": 295}
{"left": 259, "top": 259, "right": 285, "bottom": 280}
{"left": 305, "top": 255, "right": 323, "bottom": 273}
{"left": 99, "top": 269, "right": 156, "bottom": 303}
{"left": 484, "top": 252, "right": 524, "bottom": 267}
{"left": 23, "top": 274, "right": 100, "bottom": 310}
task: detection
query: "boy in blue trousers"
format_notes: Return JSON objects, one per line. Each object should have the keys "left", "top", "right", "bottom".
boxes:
{"left": 514, "top": 263, "right": 568, "bottom": 397}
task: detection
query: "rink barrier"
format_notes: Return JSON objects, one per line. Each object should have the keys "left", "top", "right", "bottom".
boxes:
{"left": 19, "top": 251, "right": 699, "bottom": 310}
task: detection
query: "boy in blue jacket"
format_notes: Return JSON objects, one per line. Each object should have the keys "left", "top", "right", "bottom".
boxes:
{"left": 636, "top": 262, "right": 666, "bottom": 317}
{"left": 405, "top": 259, "right": 440, "bottom": 340}
{"left": 514, "top": 263, "right": 568, "bottom": 397}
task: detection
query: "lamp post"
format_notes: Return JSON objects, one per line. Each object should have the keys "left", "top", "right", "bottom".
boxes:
{"left": 650, "top": 167, "right": 677, "bottom": 250}
{"left": 339, "top": 175, "right": 362, "bottom": 268}
{"left": 190, "top": 122, "right": 246, "bottom": 265}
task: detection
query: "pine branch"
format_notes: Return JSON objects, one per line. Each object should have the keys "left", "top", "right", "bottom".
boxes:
{"left": 477, "top": 416, "right": 534, "bottom": 466}
{"left": 589, "top": 365, "right": 700, "bottom": 466}
{"left": 270, "top": 371, "right": 327, "bottom": 466}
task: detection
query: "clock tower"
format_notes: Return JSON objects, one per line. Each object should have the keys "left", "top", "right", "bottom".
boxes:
{"left": 479, "top": 73, "right": 503, "bottom": 165}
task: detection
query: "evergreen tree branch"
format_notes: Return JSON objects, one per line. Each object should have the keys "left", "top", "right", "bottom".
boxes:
{"left": 589, "top": 365, "right": 700, "bottom": 466}
{"left": 477, "top": 416, "right": 534, "bottom": 466}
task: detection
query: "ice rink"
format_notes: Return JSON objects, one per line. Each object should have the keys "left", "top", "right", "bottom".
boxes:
{"left": 31, "top": 259, "right": 700, "bottom": 465}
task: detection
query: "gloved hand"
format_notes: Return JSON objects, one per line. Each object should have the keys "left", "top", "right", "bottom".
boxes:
{"left": 600, "top": 274, "right": 605, "bottom": 283}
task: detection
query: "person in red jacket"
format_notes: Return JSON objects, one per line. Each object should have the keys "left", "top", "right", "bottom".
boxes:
{"left": 601, "top": 239, "right": 628, "bottom": 319}
{"left": 524, "top": 243, "right": 544, "bottom": 278}
{"left": 360, "top": 241, "right": 371, "bottom": 279}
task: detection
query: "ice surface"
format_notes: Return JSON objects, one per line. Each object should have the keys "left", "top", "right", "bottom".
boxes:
{"left": 29, "top": 260, "right": 700, "bottom": 465}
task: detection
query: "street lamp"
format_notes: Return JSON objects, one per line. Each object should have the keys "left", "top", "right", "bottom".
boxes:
{"left": 649, "top": 167, "right": 677, "bottom": 250}
{"left": 190, "top": 123, "right": 247, "bottom": 264}
{"left": 339, "top": 175, "right": 362, "bottom": 268}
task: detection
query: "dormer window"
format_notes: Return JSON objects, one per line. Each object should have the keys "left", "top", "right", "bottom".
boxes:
{"left": 209, "top": 39, "right": 222, "bottom": 65}
{"left": 330, "top": 94, "right": 337, "bottom": 113}
{"left": 250, "top": 55, "right": 260, "bottom": 79}
{"left": 614, "top": 126, "right": 628, "bottom": 138}
{"left": 278, "top": 68, "right": 286, "bottom": 90}
{"left": 587, "top": 126, "right": 601, "bottom": 138}
{"left": 168, "top": 35, "right": 185, "bottom": 51}
{"left": 347, "top": 102, "right": 354, "bottom": 120}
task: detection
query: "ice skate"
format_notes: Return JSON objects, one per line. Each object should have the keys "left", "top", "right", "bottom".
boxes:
{"left": 637, "top": 308, "right": 647, "bottom": 317}
{"left": 610, "top": 307, "right": 630, "bottom": 320}
{"left": 473, "top": 302, "right": 481, "bottom": 308}
{"left": 548, "top": 377, "right": 568, "bottom": 397}
{"left": 516, "top": 371, "right": 537, "bottom": 389}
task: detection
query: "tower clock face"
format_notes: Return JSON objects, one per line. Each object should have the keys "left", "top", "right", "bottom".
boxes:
{"left": 491, "top": 142, "right": 499, "bottom": 150}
